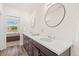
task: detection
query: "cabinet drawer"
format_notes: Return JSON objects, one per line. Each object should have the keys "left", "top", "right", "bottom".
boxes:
{"left": 7, "top": 36, "right": 20, "bottom": 42}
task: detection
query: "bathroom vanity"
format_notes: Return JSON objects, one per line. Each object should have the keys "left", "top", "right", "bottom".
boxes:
{"left": 23, "top": 34, "right": 72, "bottom": 56}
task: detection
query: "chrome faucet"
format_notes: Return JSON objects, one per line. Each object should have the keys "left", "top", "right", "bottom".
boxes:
{"left": 48, "top": 35, "right": 56, "bottom": 40}
{"left": 48, "top": 35, "right": 52, "bottom": 39}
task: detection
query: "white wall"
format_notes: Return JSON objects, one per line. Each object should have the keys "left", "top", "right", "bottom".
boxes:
{"left": 19, "top": 4, "right": 45, "bottom": 45}
{"left": 0, "top": 4, "right": 3, "bottom": 12}
{"left": 3, "top": 5, "right": 21, "bottom": 33}
{"left": 0, "top": 4, "right": 6, "bottom": 50}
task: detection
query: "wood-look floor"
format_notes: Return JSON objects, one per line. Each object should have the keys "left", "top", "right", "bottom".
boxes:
{"left": 0, "top": 45, "right": 28, "bottom": 56}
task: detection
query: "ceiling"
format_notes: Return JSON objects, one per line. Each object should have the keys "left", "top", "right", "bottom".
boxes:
{"left": 3, "top": 3, "right": 45, "bottom": 12}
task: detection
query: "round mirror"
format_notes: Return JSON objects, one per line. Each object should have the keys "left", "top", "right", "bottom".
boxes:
{"left": 45, "top": 3, "right": 65, "bottom": 27}
{"left": 31, "top": 12, "right": 36, "bottom": 28}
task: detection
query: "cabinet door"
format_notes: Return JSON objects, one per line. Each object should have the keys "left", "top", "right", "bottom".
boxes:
{"left": 23, "top": 35, "right": 29, "bottom": 52}
{"left": 32, "top": 45, "right": 39, "bottom": 56}
{"left": 28, "top": 40, "right": 33, "bottom": 56}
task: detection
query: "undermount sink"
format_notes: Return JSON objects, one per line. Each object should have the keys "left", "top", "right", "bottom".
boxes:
{"left": 32, "top": 33, "right": 40, "bottom": 36}
{"left": 39, "top": 36, "right": 53, "bottom": 42}
{"left": 29, "top": 31, "right": 40, "bottom": 36}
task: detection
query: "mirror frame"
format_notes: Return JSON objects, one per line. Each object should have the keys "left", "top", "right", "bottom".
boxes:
{"left": 31, "top": 12, "right": 36, "bottom": 29}
{"left": 44, "top": 3, "right": 66, "bottom": 27}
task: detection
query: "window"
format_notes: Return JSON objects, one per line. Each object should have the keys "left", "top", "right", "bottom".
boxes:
{"left": 5, "top": 15, "right": 20, "bottom": 32}
{"left": 7, "top": 20, "right": 17, "bottom": 31}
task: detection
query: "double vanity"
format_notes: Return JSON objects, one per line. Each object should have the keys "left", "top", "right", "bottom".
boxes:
{"left": 23, "top": 32, "right": 72, "bottom": 56}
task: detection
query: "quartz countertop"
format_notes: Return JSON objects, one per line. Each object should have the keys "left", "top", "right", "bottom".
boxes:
{"left": 23, "top": 32, "right": 72, "bottom": 55}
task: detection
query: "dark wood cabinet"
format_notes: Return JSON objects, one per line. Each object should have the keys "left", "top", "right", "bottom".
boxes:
{"left": 7, "top": 36, "right": 20, "bottom": 42}
{"left": 7, "top": 34, "right": 20, "bottom": 42}
{"left": 23, "top": 34, "right": 70, "bottom": 56}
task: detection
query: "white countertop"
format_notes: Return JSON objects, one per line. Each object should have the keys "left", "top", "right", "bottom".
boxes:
{"left": 23, "top": 32, "right": 72, "bottom": 55}
{"left": 6, "top": 32, "right": 20, "bottom": 37}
